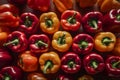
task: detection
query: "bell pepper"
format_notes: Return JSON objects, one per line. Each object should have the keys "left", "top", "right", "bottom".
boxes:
{"left": 77, "top": 0, "right": 97, "bottom": 8}
{"left": 39, "top": 51, "right": 61, "bottom": 74}
{"left": 52, "top": 31, "right": 73, "bottom": 52}
{"left": 17, "top": 51, "right": 38, "bottom": 72}
{"left": 7, "top": 0, "right": 27, "bottom": 5}
{"left": 82, "top": 11, "right": 103, "bottom": 33}
{"left": 0, "top": 48, "right": 12, "bottom": 69}
{"left": 18, "top": 12, "right": 39, "bottom": 35}
{"left": 98, "top": 0, "right": 120, "bottom": 13}
{"left": 72, "top": 33, "right": 94, "bottom": 55}
{"left": 53, "top": 0, "right": 73, "bottom": 13}
{"left": 3, "top": 31, "right": 28, "bottom": 53}
{"left": 56, "top": 74, "right": 72, "bottom": 80}
{"left": 61, "top": 10, "right": 81, "bottom": 31}
{"left": 94, "top": 32, "right": 116, "bottom": 52}
{"left": 103, "top": 9, "right": 120, "bottom": 33}
{"left": 83, "top": 53, "right": 105, "bottom": 75}
{"left": 0, "top": 4, "right": 19, "bottom": 27}
{"left": 61, "top": 52, "right": 81, "bottom": 74}
{"left": 106, "top": 56, "right": 120, "bottom": 77}
{"left": 29, "top": 34, "right": 50, "bottom": 54}
{"left": 78, "top": 75, "right": 94, "bottom": 80}
{"left": 27, "top": 0, "right": 50, "bottom": 12}
{"left": 27, "top": 72, "right": 47, "bottom": 80}
{"left": 40, "top": 12, "right": 60, "bottom": 34}
{"left": 0, "top": 66, "right": 22, "bottom": 80}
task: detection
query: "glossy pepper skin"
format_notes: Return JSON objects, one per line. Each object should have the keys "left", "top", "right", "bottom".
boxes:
{"left": 103, "top": 9, "right": 120, "bottom": 33}
{"left": 29, "top": 34, "right": 50, "bottom": 54}
{"left": 83, "top": 53, "right": 105, "bottom": 75}
{"left": 52, "top": 31, "right": 73, "bottom": 52}
{"left": 106, "top": 56, "right": 120, "bottom": 77}
{"left": 82, "top": 11, "right": 103, "bottom": 33}
{"left": 0, "top": 66, "right": 22, "bottom": 80}
{"left": 0, "top": 4, "right": 19, "bottom": 27}
{"left": 18, "top": 13, "right": 39, "bottom": 35}
{"left": 3, "top": 31, "right": 28, "bottom": 53}
{"left": 53, "top": 0, "right": 73, "bottom": 13}
{"left": 61, "top": 52, "right": 81, "bottom": 74}
{"left": 61, "top": 10, "right": 81, "bottom": 31}
{"left": 78, "top": 75, "right": 94, "bottom": 80}
{"left": 57, "top": 74, "right": 72, "bottom": 80}
{"left": 27, "top": 0, "right": 50, "bottom": 12}
{"left": 94, "top": 32, "right": 116, "bottom": 52}
{"left": 40, "top": 12, "right": 60, "bottom": 34}
{"left": 27, "top": 73, "right": 47, "bottom": 80}
{"left": 39, "top": 52, "right": 61, "bottom": 74}
{"left": 72, "top": 34, "right": 94, "bottom": 55}
{"left": 18, "top": 51, "right": 38, "bottom": 72}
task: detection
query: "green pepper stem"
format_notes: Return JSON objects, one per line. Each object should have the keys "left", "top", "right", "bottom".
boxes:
{"left": 102, "top": 38, "right": 114, "bottom": 46}
{"left": 45, "top": 17, "right": 53, "bottom": 27}
{"left": 43, "top": 61, "right": 53, "bottom": 74}
{"left": 67, "top": 12, "right": 77, "bottom": 24}
{"left": 57, "top": 34, "right": 66, "bottom": 45}
{"left": 68, "top": 61, "right": 75, "bottom": 68}
{"left": 3, "top": 39, "right": 19, "bottom": 46}
{"left": 91, "top": 20, "right": 98, "bottom": 29}
{"left": 4, "top": 76, "right": 10, "bottom": 80}
{"left": 112, "top": 60, "right": 120, "bottom": 69}
{"left": 92, "top": 61, "right": 98, "bottom": 69}
{"left": 36, "top": 41, "right": 48, "bottom": 47}
{"left": 79, "top": 41, "right": 88, "bottom": 49}
{"left": 24, "top": 16, "right": 32, "bottom": 27}
{"left": 117, "top": 14, "right": 120, "bottom": 21}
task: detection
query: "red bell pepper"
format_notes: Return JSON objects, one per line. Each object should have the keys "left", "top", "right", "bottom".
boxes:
{"left": 72, "top": 34, "right": 94, "bottom": 55}
{"left": 27, "top": 0, "right": 50, "bottom": 12}
{"left": 61, "top": 52, "right": 81, "bottom": 74}
{"left": 0, "top": 4, "right": 19, "bottom": 27}
{"left": 61, "top": 10, "right": 81, "bottom": 31}
{"left": 18, "top": 12, "right": 39, "bottom": 35}
{"left": 82, "top": 11, "right": 103, "bottom": 33}
{"left": 56, "top": 74, "right": 73, "bottom": 80}
{"left": 83, "top": 53, "right": 105, "bottom": 75}
{"left": 103, "top": 9, "right": 120, "bottom": 33}
{"left": 29, "top": 34, "right": 50, "bottom": 54}
{"left": 0, "top": 66, "right": 22, "bottom": 80}
{"left": 3, "top": 31, "right": 28, "bottom": 53}
{"left": 106, "top": 56, "right": 120, "bottom": 77}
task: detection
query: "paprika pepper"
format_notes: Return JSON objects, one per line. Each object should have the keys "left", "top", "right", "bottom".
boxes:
{"left": 40, "top": 12, "right": 60, "bottom": 34}
{"left": 78, "top": 75, "right": 94, "bottom": 80}
{"left": 3, "top": 31, "right": 28, "bottom": 53}
{"left": 56, "top": 74, "right": 72, "bottom": 80}
{"left": 72, "top": 33, "right": 94, "bottom": 55}
{"left": 52, "top": 31, "right": 73, "bottom": 52}
{"left": 39, "top": 52, "right": 61, "bottom": 74}
{"left": 83, "top": 53, "right": 105, "bottom": 75}
{"left": 61, "top": 10, "right": 82, "bottom": 31}
{"left": 29, "top": 34, "right": 50, "bottom": 54}
{"left": 94, "top": 32, "right": 116, "bottom": 52}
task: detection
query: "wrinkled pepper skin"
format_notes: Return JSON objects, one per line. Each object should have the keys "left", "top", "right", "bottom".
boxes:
{"left": 27, "top": 73, "right": 47, "bottom": 80}
{"left": 27, "top": 0, "right": 50, "bottom": 12}
{"left": 61, "top": 10, "right": 81, "bottom": 31}
{"left": 103, "top": 9, "right": 120, "bottom": 33}
{"left": 4, "top": 31, "right": 28, "bottom": 53}
{"left": 29, "top": 34, "right": 50, "bottom": 54}
{"left": 83, "top": 53, "right": 105, "bottom": 75}
{"left": 61, "top": 52, "right": 81, "bottom": 74}
{"left": 94, "top": 32, "right": 116, "bottom": 52}
{"left": 78, "top": 75, "right": 94, "bottom": 80}
{"left": 17, "top": 51, "right": 38, "bottom": 72}
{"left": 72, "top": 34, "right": 94, "bottom": 55}
{"left": 106, "top": 56, "right": 120, "bottom": 77}
{"left": 0, "top": 66, "right": 22, "bottom": 80}
{"left": 39, "top": 52, "right": 61, "bottom": 74}
{"left": 0, "top": 4, "right": 19, "bottom": 27}
{"left": 52, "top": 31, "right": 73, "bottom": 52}
{"left": 40, "top": 12, "right": 60, "bottom": 34}
{"left": 82, "top": 11, "right": 103, "bottom": 33}
{"left": 18, "top": 12, "right": 39, "bottom": 35}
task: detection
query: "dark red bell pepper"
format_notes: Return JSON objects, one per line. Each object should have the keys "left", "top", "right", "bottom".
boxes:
{"left": 82, "top": 11, "right": 103, "bottom": 33}
{"left": 56, "top": 74, "right": 73, "bottom": 80}
{"left": 103, "top": 9, "right": 120, "bottom": 33}
{"left": 61, "top": 10, "right": 81, "bottom": 31}
{"left": 0, "top": 48, "right": 12, "bottom": 69}
{"left": 72, "top": 34, "right": 94, "bottom": 55}
{"left": 106, "top": 56, "right": 120, "bottom": 77}
{"left": 18, "top": 12, "right": 39, "bottom": 35}
{"left": 83, "top": 53, "right": 105, "bottom": 75}
{"left": 3, "top": 31, "right": 28, "bottom": 53}
{"left": 8, "top": 0, "right": 27, "bottom": 5}
{"left": 29, "top": 34, "right": 50, "bottom": 54}
{"left": 61, "top": 52, "right": 81, "bottom": 74}
{"left": 0, "top": 66, "right": 22, "bottom": 80}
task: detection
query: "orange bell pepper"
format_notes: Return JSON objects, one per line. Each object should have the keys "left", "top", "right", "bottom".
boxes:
{"left": 78, "top": 75, "right": 94, "bottom": 80}
{"left": 94, "top": 32, "right": 116, "bottom": 52}
{"left": 53, "top": 0, "right": 73, "bottom": 13}
{"left": 52, "top": 31, "right": 73, "bottom": 52}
